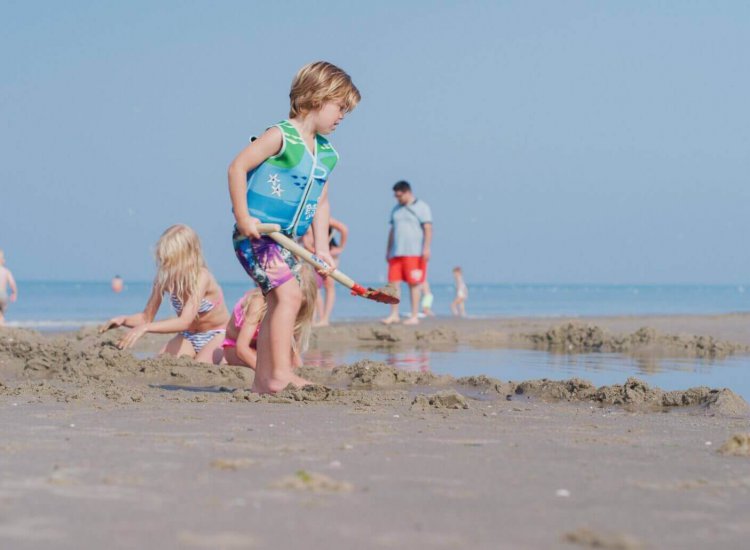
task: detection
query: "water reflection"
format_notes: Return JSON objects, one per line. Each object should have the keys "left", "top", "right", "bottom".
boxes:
{"left": 302, "top": 346, "right": 750, "bottom": 400}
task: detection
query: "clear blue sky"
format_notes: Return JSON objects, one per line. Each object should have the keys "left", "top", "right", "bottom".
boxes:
{"left": 1, "top": 1, "right": 749, "bottom": 284}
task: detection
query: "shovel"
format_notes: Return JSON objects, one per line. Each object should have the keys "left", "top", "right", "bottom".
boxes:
{"left": 256, "top": 223, "right": 399, "bottom": 305}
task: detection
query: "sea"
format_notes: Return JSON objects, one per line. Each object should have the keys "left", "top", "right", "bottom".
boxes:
{"left": 5, "top": 281, "right": 750, "bottom": 401}
{"left": 7, "top": 281, "right": 750, "bottom": 329}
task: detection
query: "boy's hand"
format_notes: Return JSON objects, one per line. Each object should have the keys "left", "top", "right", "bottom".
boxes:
{"left": 237, "top": 216, "right": 262, "bottom": 240}
{"left": 100, "top": 316, "right": 126, "bottom": 333}
{"left": 314, "top": 250, "right": 336, "bottom": 276}
{"left": 422, "top": 247, "right": 431, "bottom": 262}
{"left": 117, "top": 324, "right": 149, "bottom": 350}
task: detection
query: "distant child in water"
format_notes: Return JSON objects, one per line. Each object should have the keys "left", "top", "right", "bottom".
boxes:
{"left": 227, "top": 61, "right": 360, "bottom": 394}
{"left": 0, "top": 250, "right": 18, "bottom": 326}
{"left": 451, "top": 266, "right": 468, "bottom": 317}
{"left": 223, "top": 265, "right": 318, "bottom": 369}
{"left": 100, "top": 225, "right": 230, "bottom": 363}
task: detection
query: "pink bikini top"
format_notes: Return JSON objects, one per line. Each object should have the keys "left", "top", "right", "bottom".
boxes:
{"left": 233, "top": 293, "right": 261, "bottom": 344}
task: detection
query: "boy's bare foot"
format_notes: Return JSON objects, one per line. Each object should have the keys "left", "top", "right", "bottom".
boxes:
{"left": 380, "top": 315, "right": 400, "bottom": 325}
{"left": 314, "top": 319, "right": 330, "bottom": 327}
{"left": 403, "top": 316, "right": 419, "bottom": 325}
{"left": 289, "top": 373, "right": 314, "bottom": 387}
{"left": 251, "top": 373, "right": 314, "bottom": 394}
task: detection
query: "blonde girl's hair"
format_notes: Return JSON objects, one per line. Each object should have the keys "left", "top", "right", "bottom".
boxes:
{"left": 293, "top": 264, "right": 319, "bottom": 354}
{"left": 238, "top": 267, "right": 318, "bottom": 353}
{"left": 153, "top": 224, "right": 206, "bottom": 306}
{"left": 289, "top": 61, "right": 361, "bottom": 118}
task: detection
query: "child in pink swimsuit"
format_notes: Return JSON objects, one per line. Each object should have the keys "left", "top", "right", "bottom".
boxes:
{"left": 223, "top": 266, "right": 318, "bottom": 369}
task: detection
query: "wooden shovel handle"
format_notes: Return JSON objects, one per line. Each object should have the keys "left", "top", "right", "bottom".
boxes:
{"left": 256, "top": 224, "right": 357, "bottom": 290}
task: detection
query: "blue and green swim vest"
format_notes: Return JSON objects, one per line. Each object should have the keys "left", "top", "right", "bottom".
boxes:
{"left": 244, "top": 120, "right": 338, "bottom": 238}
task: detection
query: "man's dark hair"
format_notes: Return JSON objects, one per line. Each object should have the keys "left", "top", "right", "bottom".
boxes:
{"left": 392, "top": 180, "right": 411, "bottom": 193}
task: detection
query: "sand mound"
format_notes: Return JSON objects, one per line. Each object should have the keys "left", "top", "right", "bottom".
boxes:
{"left": 275, "top": 384, "right": 336, "bottom": 402}
{"left": 325, "top": 360, "right": 448, "bottom": 389}
{"left": 718, "top": 434, "right": 750, "bottom": 456}
{"left": 411, "top": 390, "right": 469, "bottom": 411}
{"left": 515, "top": 376, "right": 749, "bottom": 416}
{"left": 523, "top": 322, "right": 746, "bottom": 357}
{"left": 515, "top": 378, "right": 597, "bottom": 401}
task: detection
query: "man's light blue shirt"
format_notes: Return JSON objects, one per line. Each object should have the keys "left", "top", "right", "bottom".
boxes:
{"left": 389, "top": 199, "right": 432, "bottom": 257}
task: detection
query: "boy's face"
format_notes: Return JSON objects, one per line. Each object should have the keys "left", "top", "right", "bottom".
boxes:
{"left": 314, "top": 101, "right": 346, "bottom": 134}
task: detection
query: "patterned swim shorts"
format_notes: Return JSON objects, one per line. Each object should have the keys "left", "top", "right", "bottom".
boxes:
{"left": 232, "top": 228, "right": 301, "bottom": 295}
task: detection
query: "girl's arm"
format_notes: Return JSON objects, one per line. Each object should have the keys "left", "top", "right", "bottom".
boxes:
{"left": 330, "top": 217, "right": 348, "bottom": 255}
{"left": 311, "top": 183, "right": 335, "bottom": 269}
{"left": 117, "top": 272, "right": 210, "bottom": 349}
{"left": 234, "top": 294, "right": 265, "bottom": 368}
{"left": 234, "top": 320, "right": 259, "bottom": 369}
{"left": 228, "top": 128, "right": 283, "bottom": 240}
{"left": 100, "top": 286, "right": 162, "bottom": 332}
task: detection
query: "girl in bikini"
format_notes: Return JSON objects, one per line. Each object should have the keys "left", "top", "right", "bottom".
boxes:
{"left": 100, "top": 224, "right": 230, "bottom": 363}
{"left": 223, "top": 265, "right": 318, "bottom": 369}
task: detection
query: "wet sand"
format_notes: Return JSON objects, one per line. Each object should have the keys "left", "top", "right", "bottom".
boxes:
{"left": 2, "top": 314, "right": 750, "bottom": 549}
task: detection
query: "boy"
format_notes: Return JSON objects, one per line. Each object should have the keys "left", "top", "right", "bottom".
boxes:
{"left": 0, "top": 250, "right": 18, "bottom": 326}
{"left": 227, "top": 61, "right": 360, "bottom": 394}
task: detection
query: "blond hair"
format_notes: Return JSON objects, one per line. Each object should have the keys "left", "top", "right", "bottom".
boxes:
{"left": 153, "top": 225, "right": 206, "bottom": 306}
{"left": 289, "top": 61, "right": 360, "bottom": 118}
{"left": 293, "top": 264, "right": 318, "bottom": 354}
{"left": 241, "top": 265, "right": 318, "bottom": 354}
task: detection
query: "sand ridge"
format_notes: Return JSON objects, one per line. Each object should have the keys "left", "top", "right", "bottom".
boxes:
{"left": 1, "top": 327, "right": 747, "bottom": 416}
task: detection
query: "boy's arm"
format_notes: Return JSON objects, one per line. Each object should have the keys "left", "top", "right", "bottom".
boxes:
{"left": 228, "top": 127, "right": 283, "bottom": 239}
{"left": 421, "top": 223, "right": 433, "bottom": 261}
{"left": 311, "top": 183, "right": 335, "bottom": 269}
{"left": 301, "top": 227, "right": 315, "bottom": 252}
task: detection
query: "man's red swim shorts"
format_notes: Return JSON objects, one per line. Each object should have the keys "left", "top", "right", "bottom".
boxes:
{"left": 388, "top": 256, "right": 427, "bottom": 285}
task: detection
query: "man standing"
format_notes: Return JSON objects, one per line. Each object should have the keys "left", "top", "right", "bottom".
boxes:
{"left": 382, "top": 181, "right": 432, "bottom": 325}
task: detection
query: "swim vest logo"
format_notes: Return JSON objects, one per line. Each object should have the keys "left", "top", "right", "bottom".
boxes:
{"left": 303, "top": 203, "right": 317, "bottom": 219}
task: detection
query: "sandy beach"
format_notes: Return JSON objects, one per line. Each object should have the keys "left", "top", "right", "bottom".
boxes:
{"left": 2, "top": 315, "right": 750, "bottom": 549}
